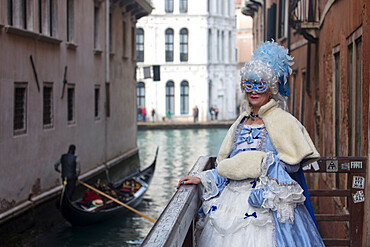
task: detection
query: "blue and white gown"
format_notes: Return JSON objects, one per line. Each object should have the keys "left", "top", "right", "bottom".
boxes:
{"left": 195, "top": 123, "right": 325, "bottom": 247}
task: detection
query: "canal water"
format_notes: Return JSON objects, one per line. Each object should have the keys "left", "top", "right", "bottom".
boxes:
{"left": 27, "top": 128, "right": 227, "bottom": 247}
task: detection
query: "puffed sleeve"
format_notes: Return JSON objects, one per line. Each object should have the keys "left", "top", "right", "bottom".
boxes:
{"left": 195, "top": 169, "right": 228, "bottom": 201}
{"left": 248, "top": 188, "right": 265, "bottom": 208}
{"left": 258, "top": 152, "right": 306, "bottom": 224}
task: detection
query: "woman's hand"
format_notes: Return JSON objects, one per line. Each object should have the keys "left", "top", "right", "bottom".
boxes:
{"left": 177, "top": 176, "right": 201, "bottom": 189}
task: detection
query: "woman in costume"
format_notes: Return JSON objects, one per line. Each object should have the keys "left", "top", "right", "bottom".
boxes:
{"left": 178, "top": 41, "right": 325, "bottom": 247}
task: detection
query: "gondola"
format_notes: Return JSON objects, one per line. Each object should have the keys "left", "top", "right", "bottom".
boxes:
{"left": 59, "top": 147, "right": 158, "bottom": 226}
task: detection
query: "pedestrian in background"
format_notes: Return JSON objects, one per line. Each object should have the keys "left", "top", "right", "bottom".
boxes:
{"left": 214, "top": 106, "right": 219, "bottom": 120}
{"left": 137, "top": 106, "right": 142, "bottom": 122}
{"left": 166, "top": 108, "right": 171, "bottom": 121}
{"left": 193, "top": 105, "right": 199, "bottom": 122}
{"left": 55, "top": 144, "right": 81, "bottom": 199}
{"left": 209, "top": 106, "right": 215, "bottom": 120}
{"left": 151, "top": 108, "right": 156, "bottom": 122}
{"left": 142, "top": 106, "right": 147, "bottom": 122}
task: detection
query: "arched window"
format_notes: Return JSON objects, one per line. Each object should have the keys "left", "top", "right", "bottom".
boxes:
{"left": 165, "top": 0, "right": 174, "bottom": 13}
{"left": 166, "top": 81, "right": 174, "bottom": 114}
{"left": 180, "top": 28, "right": 188, "bottom": 62}
{"left": 179, "top": 0, "right": 188, "bottom": 13}
{"left": 136, "top": 28, "right": 144, "bottom": 62}
{"left": 180, "top": 81, "right": 189, "bottom": 114}
{"left": 137, "top": 82, "right": 145, "bottom": 107}
{"left": 165, "top": 28, "right": 174, "bottom": 62}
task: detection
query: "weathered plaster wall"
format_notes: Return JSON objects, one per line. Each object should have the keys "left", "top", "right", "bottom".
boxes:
{"left": 0, "top": 0, "right": 143, "bottom": 215}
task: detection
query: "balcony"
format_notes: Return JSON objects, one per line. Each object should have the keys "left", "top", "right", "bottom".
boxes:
{"left": 290, "top": 0, "right": 319, "bottom": 42}
{"left": 113, "top": 0, "right": 153, "bottom": 19}
{"left": 241, "top": 0, "right": 263, "bottom": 17}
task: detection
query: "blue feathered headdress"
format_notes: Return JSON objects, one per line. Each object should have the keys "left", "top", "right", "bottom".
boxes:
{"left": 240, "top": 41, "right": 294, "bottom": 98}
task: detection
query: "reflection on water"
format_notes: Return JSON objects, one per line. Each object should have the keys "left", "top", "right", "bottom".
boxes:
{"left": 27, "top": 128, "right": 227, "bottom": 247}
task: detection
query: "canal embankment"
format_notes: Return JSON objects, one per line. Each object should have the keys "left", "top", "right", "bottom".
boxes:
{"left": 137, "top": 120, "right": 234, "bottom": 130}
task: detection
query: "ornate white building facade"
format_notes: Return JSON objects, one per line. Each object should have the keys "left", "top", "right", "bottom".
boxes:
{"left": 136, "top": 0, "right": 237, "bottom": 122}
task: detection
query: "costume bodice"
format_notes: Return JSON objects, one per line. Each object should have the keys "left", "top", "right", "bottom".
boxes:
{"left": 230, "top": 123, "right": 266, "bottom": 158}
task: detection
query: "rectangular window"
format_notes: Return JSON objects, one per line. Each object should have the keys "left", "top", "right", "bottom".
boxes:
{"left": 346, "top": 27, "right": 362, "bottom": 156}
{"left": 334, "top": 51, "right": 340, "bottom": 155}
{"left": 267, "top": 4, "right": 277, "bottom": 41}
{"left": 278, "top": 0, "right": 287, "bottom": 39}
{"left": 165, "top": 29, "right": 174, "bottom": 62}
{"left": 136, "top": 28, "right": 144, "bottom": 62}
{"left": 180, "top": 29, "right": 188, "bottom": 62}
{"left": 109, "top": 13, "right": 112, "bottom": 52}
{"left": 38, "top": 0, "right": 41, "bottom": 32}
{"left": 14, "top": 83, "right": 27, "bottom": 135}
{"left": 223, "top": 0, "right": 228, "bottom": 16}
{"left": 8, "top": 0, "right": 34, "bottom": 29}
{"left": 355, "top": 37, "right": 362, "bottom": 156}
{"left": 137, "top": 82, "right": 145, "bottom": 108}
{"left": 94, "top": 6, "right": 100, "bottom": 49}
{"left": 21, "top": 0, "right": 27, "bottom": 29}
{"left": 221, "top": 31, "right": 225, "bottom": 61}
{"left": 7, "top": 0, "right": 13, "bottom": 25}
{"left": 294, "top": 0, "right": 308, "bottom": 22}
{"left": 67, "top": 85, "right": 75, "bottom": 124}
{"left": 217, "top": 30, "right": 220, "bottom": 61}
{"left": 208, "top": 29, "right": 212, "bottom": 61}
{"left": 229, "top": 31, "right": 232, "bottom": 62}
{"left": 131, "top": 26, "right": 135, "bottom": 60}
{"left": 165, "top": 0, "right": 173, "bottom": 13}
{"left": 180, "top": 82, "right": 189, "bottom": 114}
{"left": 94, "top": 85, "right": 100, "bottom": 119}
{"left": 39, "top": 0, "right": 57, "bottom": 36}
{"left": 43, "top": 83, "right": 53, "bottom": 128}
{"left": 179, "top": 0, "right": 187, "bottom": 13}
{"left": 347, "top": 43, "right": 353, "bottom": 155}
{"left": 105, "top": 83, "right": 110, "bottom": 117}
{"left": 166, "top": 82, "right": 175, "bottom": 114}
{"left": 50, "top": 0, "right": 54, "bottom": 36}
{"left": 66, "top": 0, "right": 74, "bottom": 42}
{"left": 122, "top": 21, "right": 126, "bottom": 57}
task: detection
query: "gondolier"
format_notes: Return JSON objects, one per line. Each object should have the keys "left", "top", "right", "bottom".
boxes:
{"left": 55, "top": 144, "right": 81, "bottom": 199}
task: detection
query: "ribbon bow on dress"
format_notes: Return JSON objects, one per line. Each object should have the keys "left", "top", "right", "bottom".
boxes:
{"left": 236, "top": 128, "right": 262, "bottom": 144}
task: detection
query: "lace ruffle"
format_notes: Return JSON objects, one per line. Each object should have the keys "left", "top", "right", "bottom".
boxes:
{"left": 260, "top": 152, "right": 305, "bottom": 224}
{"left": 226, "top": 179, "right": 256, "bottom": 193}
{"left": 196, "top": 170, "right": 224, "bottom": 201}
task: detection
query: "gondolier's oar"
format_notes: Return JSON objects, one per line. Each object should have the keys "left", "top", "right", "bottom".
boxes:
{"left": 78, "top": 180, "right": 156, "bottom": 223}
{"left": 60, "top": 179, "right": 67, "bottom": 208}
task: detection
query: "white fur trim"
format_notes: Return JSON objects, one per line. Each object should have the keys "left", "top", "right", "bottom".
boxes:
{"left": 217, "top": 151, "right": 265, "bottom": 180}
{"left": 217, "top": 100, "right": 319, "bottom": 166}
{"left": 258, "top": 100, "right": 320, "bottom": 165}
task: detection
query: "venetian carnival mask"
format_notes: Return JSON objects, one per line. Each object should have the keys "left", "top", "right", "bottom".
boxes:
{"left": 241, "top": 81, "right": 269, "bottom": 94}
